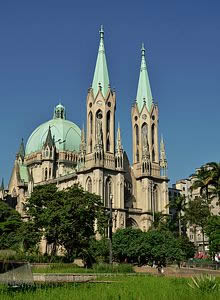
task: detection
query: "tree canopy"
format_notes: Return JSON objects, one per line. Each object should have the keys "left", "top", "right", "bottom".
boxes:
{"left": 24, "top": 184, "right": 107, "bottom": 262}
{"left": 0, "top": 200, "right": 22, "bottom": 250}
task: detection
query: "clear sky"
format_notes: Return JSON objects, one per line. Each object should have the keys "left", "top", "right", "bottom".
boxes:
{"left": 0, "top": 0, "right": 220, "bottom": 186}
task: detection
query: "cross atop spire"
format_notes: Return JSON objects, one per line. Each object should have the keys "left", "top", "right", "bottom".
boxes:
{"left": 92, "top": 25, "right": 110, "bottom": 98}
{"left": 136, "top": 43, "right": 153, "bottom": 112}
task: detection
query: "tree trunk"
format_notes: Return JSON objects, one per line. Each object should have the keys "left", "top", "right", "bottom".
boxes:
{"left": 178, "top": 212, "right": 181, "bottom": 237}
{"left": 202, "top": 228, "right": 205, "bottom": 253}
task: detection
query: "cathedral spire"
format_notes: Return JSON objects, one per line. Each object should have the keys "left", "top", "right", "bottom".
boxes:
{"left": 116, "top": 123, "right": 123, "bottom": 152}
{"left": 0, "top": 178, "right": 4, "bottom": 191}
{"left": 44, "top": 126, "right": 54, "bottom": 148}
{"left": 160, "top": 135, "right": 168, "bottom": 176}
{"left": 92, "top": 25, "right": 110, "bottom": 98}
{"left": 17, "top": 138, "right": 25, "bottom": 159}
{"left": 136, "top": 43, "right": 153, "bottom": 112}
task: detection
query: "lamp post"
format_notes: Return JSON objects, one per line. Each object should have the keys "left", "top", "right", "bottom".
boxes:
{"left": 109, "top": 193, "right": 113, "bottom": 265}
{"left": 54, "top": 139, "right": 65, "bottom": 184}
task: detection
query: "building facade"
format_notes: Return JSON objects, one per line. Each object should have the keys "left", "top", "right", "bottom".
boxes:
{"left": 4, "top": 27, "right": 169, "bottom": 231}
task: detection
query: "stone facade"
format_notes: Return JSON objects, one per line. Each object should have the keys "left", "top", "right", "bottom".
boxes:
{"left": 3, "top": 27, "right": 169, "bottom": 232}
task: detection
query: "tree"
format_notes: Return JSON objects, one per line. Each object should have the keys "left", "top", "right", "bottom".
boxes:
{"left": 206, "top": 162, "right": 220, "bottom": 204}
{"left": 25, "top": 184, "right": 107, "bottom": 263}
{"left": 137, "top": 230, "right": 184, "bottom": 269}
{"left": 185, "top": 197, "right": 211, "bottom": 252}
{"left": 204, "top": 216, "right": 220, "bottom": 256}
{"left": 0, "top": 200, "right": 22, "bottom": 250}
{"left": 191, "top": 166, "right": 212, "bottom": 202}
{"left": 148, "top": 211, "right": 168, "bottom": 231}
{"left": 177, "top": 236, "right": 196, "bottom": 260}
{"left": 166, "top": 195, "right": 187, "bottom": 236}
{"left": 112, "top": 227, "right": 143, "bottom": 263}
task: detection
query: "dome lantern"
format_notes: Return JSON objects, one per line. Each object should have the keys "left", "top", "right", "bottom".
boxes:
{"left": 53, "top": 103, "right": 66, "bottom": 120}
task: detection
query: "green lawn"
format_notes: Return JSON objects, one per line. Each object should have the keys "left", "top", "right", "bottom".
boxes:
{"left": 31, "top": 263, "right": 134, "bottom": 274}
{"left": 0, "top": 276, "right": 219, "bottom": 300}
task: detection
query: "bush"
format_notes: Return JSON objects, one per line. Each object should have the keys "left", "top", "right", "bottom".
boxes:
{"left": 188, "top": 274, "right": 219, "bottom": 293}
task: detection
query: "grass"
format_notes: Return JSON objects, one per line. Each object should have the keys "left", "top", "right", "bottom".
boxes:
{"left": 0, "top": 276, "right": 220, "bottom": 300}
{"left": 32, "top": 263, "right": 134, "bottom": 274}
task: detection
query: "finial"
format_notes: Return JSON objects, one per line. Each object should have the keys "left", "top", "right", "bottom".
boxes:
{"left": 100, "top": 25, "right": 104, "bottom": 39}
{"left": 141, "top": 42, "right": 145, "bottom": 56}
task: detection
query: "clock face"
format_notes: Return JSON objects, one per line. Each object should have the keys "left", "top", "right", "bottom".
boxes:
{"left": 142, "top": 114, "right": 147, "bottom": 120}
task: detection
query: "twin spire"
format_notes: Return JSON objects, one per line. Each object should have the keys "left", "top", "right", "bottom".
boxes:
{"left": 136, "top": 43, "right": 153, "bottom": 112}
{"left": 92, "top": 25, "right": 110, "bottom": 98}
{"left": 92, "top": 26, "right": 153, "bottom": 113}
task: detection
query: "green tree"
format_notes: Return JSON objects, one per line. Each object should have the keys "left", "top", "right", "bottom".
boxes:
{"left": 149, "top": 212, "right": 168, "bottom": 231}
{"left": 204, "top": 216, "right": 220, "bottom": 256}
{"left": 26, "top": 184, "right": 107, "bottom": 263}
{"left": 166, "top": 195, "right": 187, "bottom": 236}
{"left": 191, "top": 167, "right": 212, "bottom": 202}
{"left": 0, "top": 200, "right": 22, "bottom": 250}
{"left": 177, "top": 236, "right": 196, "bottom": 260}
{"left": 112, "top": 227, "right": 143, "bottom": 263}
{"left": 185, "top": 197, "right": 211, "bottom": 252}
{"left": 206, "top": 162, "right": 220, "bottom": 204}
{"left": 137, "top": 230, "right": 184, "bottom": 268}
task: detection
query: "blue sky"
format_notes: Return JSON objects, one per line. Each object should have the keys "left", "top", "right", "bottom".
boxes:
{"left": 0, "top": 0, "right": 220, "bottom": 186}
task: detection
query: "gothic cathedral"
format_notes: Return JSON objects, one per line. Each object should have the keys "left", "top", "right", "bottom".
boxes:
{"left": 5, "top": 26, "right": 169, "bottom": 231}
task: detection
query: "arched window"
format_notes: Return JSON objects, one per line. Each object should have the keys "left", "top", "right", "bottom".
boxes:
{"left": 152, "top": 148, "right": 155, "bottom": 162}
{"left": 136, "top": 148, "right": 139, "bottom": 163}
{"left": 151, "top": 124, "right": 155, "bottom": 146}
{"left": 107, "top": 136, "right": 110, "bottom": 152}
{"left": 90, "top": 139, "right": 93, "bottom": 153}
{"left": 86, "top": 177, "right": 92, "bottom": 193}
{"left": 106, "top": 111, "right": 111, "bottom": 134}
{"left": 141, "top": 123, "right": 148, "bottom": 147}
{"left": 45, "top": 168, "right": 48, "bottom": 180}
{"left": 126, "top": 218, "right": 138, "bottom": 228}
{"left": 135, "top": 125, "right": 139, "bottom": 146}
{"left": 89, "top": 112, "right": 93, "bottom": 135}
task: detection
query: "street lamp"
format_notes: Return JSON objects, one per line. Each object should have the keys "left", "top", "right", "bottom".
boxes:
{"left": 109, "top": 193, "right": 113, "bottom": 265}
{"left": 54, "top": 139, "right": 65, "bottom": 182}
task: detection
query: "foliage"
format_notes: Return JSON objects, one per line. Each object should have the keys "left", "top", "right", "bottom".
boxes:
{"left": 19, "top": 221, "right": 42, "bottom": 254}
{"left": 185, "top": 197, "right": 210, "bottom": 250}
{"left": 205, "top": 216, "right": 220, "bottom": 255}
{"left": 138, "top": 230, "right": 184, "bottom": 267}
{"left": 177, "top": 236, "right": 196, "bottom": 260}
{"left": 25, "top": 184, "right": 108, "bottom": 263}
{"left": 112, "top": 228, "right": 184, "bottom": 267}
{"left": 31, "top": 262, "right": 134, "bottom": 274}
{"left": 2, "top": 275, "right": 219, "bottom": 300}
{"left": 191, "top": 166, "right": 212, "bottom": 201}
{"left": 88, "top": 237, "right": 110, "bottom": 263}
{"left": 188, "top": 274, "right": 219, "bottom": 294}
{"left": 166, "top": 195, "right": 187, "bottom": 236}
{"left": 148, "top": 212, "right": 168, "bottom": 231}
{"left": 112, "top": 227, "right": 143, "bottom": 263}
{"left": 0, "top": 201, "right": 22, "bottom": 250}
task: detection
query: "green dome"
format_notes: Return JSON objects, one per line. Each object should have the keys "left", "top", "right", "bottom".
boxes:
{"left": 25, "top": 104, "right": 81, "bottom": 155}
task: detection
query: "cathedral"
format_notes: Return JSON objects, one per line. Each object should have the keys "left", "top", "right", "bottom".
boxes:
{"left": 4, "top": 26, "right": 169, "bottom": 231}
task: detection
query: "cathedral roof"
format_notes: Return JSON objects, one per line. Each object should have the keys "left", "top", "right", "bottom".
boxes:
{"left": 92, "top": 25, "right": 110, "bottom": 98}
{"left": 136, "top": 44, "right": 153, "bottom": 112}
{"left": 25, "top": 104, "right": 81, "bottom": 155}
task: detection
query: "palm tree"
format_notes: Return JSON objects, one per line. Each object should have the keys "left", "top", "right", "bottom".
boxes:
{"left": 149, "top": 211, "right": 167, "bottom": 230}
{"left": 191, "top": 166, "right": 212, "bottom": 203}
{"left": 206, "top": 162, "right": 220, "bottom": 204}
{"left": 166, "top": 195, "right": 187, "bottom": 237}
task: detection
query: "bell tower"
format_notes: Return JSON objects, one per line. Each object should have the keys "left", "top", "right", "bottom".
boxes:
{"left": 131, "top": 44, "right": 168, "bottom": 220}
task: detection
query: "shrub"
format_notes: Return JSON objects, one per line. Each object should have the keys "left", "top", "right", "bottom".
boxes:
{"left": 188, "top": 274, "right": 219, "bottom": 293}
